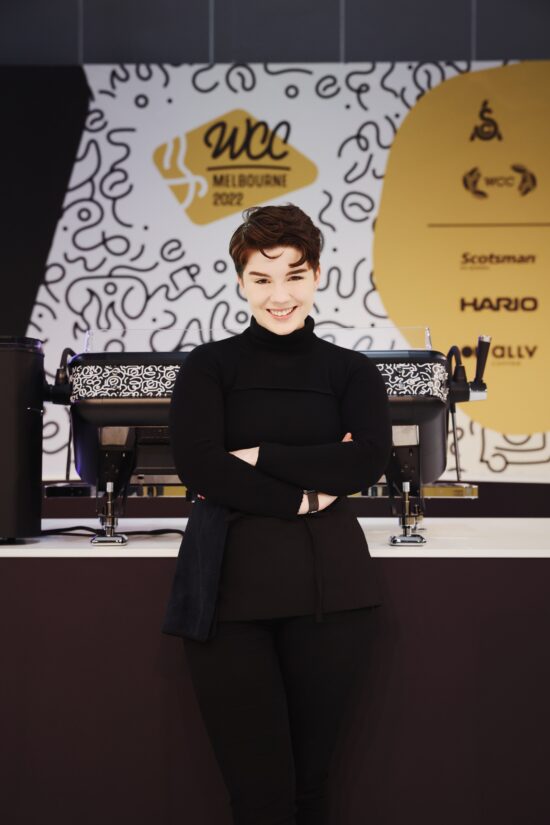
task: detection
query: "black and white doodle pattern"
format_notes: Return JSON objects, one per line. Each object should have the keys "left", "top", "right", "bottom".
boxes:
{"left": 70, "top": 363, "right": 179, "bottom": 401}
{"left": 28, "top": 61, "right": 548, "bottom": 481}
{"left": 70, "top": 359, "right": 449, "bottom": 405}
{"left": 376, "top": 362, "right": 449, "bottom": 403}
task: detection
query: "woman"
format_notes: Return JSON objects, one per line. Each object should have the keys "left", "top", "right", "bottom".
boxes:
{"left": 164, "top": 204, "right": 392, "bottom": 825}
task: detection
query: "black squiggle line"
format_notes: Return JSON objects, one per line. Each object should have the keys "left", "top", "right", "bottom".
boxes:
{"left": 384, "top": 114, "right": 398, "bottom": 138}
{"left": 226, "top": 63, "right": 256, "bottom": 93}
{"left": 163, "top": 282, "right": 226, "bottom": 303}
{"left": 445, "top": 61, "right": 471, "bottom": 74}
{"left": 27, "top": 320, "right": 46, "bottom": 341}
{"left": 354, "top": 335, "right": 374, "bottom": 351}
{"left": 337, "top": 131, "right": 372, "bottom": 184}
{"left": 42, "top": 420, "right": 62, "bottom": 452}
{"left": 318, "top": 264, "right": 358, "bottom": 300}
{"left": 105, "top": 299, "right": 128, "bottom": 331}
{"left": 372, "top": 168, "right": 385, "bottom": 180}
{"left": 209, "top": 300, "right": 240, "bottom": 339}
{"left": 363, "top": 270, "right": 388, "bottom": 320}
{"left": 399, "top": 86, "right": 412, "bottom": 110}
{"left": 99, "top": 90, "right": 116, "bottom": 98}
{"left": 358, "top": 118, "right": 395, "bottom": 150}
{"left": 68, "top": 200, "right": 105, "bottom": 251}
{"left": 130, "top": 244, "right": 145, "bottom": 262}
{"left": 86, "top": 108, "right": 107, "bottom": 133}
{"left": 235, "top": 278, "right": 249, "bottom": 304}
{"left": 34, "top": 300, "right": 58, "bottom": 321}
{"left": 192, "top": 64, "right": 220, "bottom": 93}
{"left": 338, "top": 131, "right": 368, "bottom": 157}
{"left": 170, "top": 318, "right": 205, "bottom": 352}
{"left": 109, "top": 65, "right": 131, "bottom": 91}
{"left": 111, "top": 198, "right": 133, "bottom": 228}
{"left": 380, "top": 63, "right": 399, "bottom": 98}
{"left": 136, "top": 64, "right": 154, "bottom": 81}
{"left": 149, "top": 311, "right": 179, "bottom": 351}
{"left": 345, "top": 154, "right": 372, "bottom": 184}
{"left": 158, "top": 64, "right": 170, "bottom": 87}
{"left": 168, "top": 264, "right": 191, "bottom": 282}
{"left": 341, "top": 192, "right": 375, "bottom": 222}
{"left": 108, "top": 261, "right": 159, "bottom": 275}
{"left": 315, "top": 320, "right": 354, "bottom": 330}
{"left": 100, "top": 129, "right": 135, "bottom": 231}
{"left": 345, "top": 67, "right": 375, "bottom": 110}
{"left": 64, "top": 252, "right": 107, "bottom": 272}
{"left": 502, "top": 435, "right": 531, "bottom": 447}
{"left": 100, "top": 231, "right": 131, "bottom": 256}
{"left": 65, "top": 180, "right": 96, "bottom": 205}
{"left": 105, "top": 128, "right": 135, "bottom": 165}
{"left": 62, "top": 196, "right": 101, "bottom": 216}
{"left": 68, "top": 139, "right": 101, "bottom": 192}
{"left": 318, "top": 191, "right": 336, "bottom": 232}
{"left": 101, "top": 167, "right": 131, "bottom": 197}
{"left": 314, "top": 320, "right": 356, "bottom": 346}
{"left": 315, "top": 74, "right": 340, "bottom": 99}
{"left": 72, "top": 318, "right": 89, "bottom": 344}
{"left": 412, "top": 62, "right": 445, "bottom": 97}
{"left": 43, "top": 264, "right": 65, "bottom": 303}
{"left": 263, "top": 64, "right": 314, "bottom": 76}
{"left": 161, "top": 239, "right": 186, "bottom": 262}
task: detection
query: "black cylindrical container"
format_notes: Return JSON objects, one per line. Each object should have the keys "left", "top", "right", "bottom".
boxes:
{"left": 0, "top": 337, "right": 44, "bottom": 540}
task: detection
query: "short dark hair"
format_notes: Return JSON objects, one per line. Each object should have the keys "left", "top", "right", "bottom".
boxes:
{"left": 229, "top": 204, "right": 323, "bottom": 277}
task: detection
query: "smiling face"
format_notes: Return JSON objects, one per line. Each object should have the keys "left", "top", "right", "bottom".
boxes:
{"left": 238, "top": 245, "right": 321, "bottom": 334}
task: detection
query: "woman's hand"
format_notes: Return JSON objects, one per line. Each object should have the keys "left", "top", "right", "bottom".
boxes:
{"left": 229, "top": 446, "right": 259, "bottom": 466}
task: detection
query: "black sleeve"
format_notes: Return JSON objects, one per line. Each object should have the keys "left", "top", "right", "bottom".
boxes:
{"left": 256, "top": 353, "right": 392, "bottom": 495}
{"left": 169, "top": 345, "right": 304, "bottom": 518}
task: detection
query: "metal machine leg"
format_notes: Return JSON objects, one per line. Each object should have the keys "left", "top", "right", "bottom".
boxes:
{"left": 389, "top": 481, "right": 427, "bottom": 546}
{"left": 91, "top": 481, "right": 128, "bottom": 545}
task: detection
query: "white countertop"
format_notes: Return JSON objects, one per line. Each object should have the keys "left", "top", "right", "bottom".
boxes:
{"left": 1, "top": 517, "right": 549, "bottom": 558}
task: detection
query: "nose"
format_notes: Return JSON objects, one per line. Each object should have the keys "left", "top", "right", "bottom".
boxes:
{"left": 270, "top": 282, "right": 293, "bottom": 304}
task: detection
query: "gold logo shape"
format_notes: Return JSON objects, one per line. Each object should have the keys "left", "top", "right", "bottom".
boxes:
{"left": 374, "top": 61, "right": 550, "bottom": 435}
{"left": 153, "top": 109, "right": 318, "bottom": 225}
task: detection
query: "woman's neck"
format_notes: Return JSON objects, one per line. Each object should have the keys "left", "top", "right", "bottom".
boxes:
{"left": 245, "top": 313, "right": 316, "bottom": 353}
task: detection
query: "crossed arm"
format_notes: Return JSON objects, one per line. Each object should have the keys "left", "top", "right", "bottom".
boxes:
{"left": 169, "top": 346, "right": 392, "bottom": 519}
{"left": 223, "top": 433, "right": 353, "bottom": 515}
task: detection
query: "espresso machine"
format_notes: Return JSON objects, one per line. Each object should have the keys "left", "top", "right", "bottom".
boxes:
{"left": 0, "top": 331, "right": 490, "bottom": 546}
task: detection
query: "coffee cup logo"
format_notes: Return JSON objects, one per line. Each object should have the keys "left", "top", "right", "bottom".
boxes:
{"left": 153, "top": 109, "right": 317, "bottom": 225}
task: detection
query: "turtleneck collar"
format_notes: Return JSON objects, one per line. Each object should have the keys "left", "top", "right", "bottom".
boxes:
{"left": 244, "top": 313, "right": 316, "bottom": 353}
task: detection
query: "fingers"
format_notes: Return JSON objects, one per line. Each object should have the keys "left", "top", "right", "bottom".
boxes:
{"left": 342, "top": 431, "right": 353, "bottom": 441}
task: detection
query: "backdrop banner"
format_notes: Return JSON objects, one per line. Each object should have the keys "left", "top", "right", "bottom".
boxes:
{"left": 28, "top": 61, "right": 550, "bottom": 482}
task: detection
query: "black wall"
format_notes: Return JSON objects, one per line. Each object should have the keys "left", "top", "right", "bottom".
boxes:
{"left": 1, "top": 0, "right": 550, "bottom": 64}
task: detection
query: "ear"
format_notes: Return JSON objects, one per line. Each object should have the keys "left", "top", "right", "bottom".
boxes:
{"left": 313, "top": 266, "right": 321, "bottom": 286}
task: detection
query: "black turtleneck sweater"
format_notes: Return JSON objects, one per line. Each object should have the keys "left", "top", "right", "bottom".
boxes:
{"left": 169, "top": 314, "right": 392, "bottom": 622}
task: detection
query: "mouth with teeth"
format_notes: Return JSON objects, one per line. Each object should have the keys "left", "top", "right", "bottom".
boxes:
{"left": 266, "top": 306, "right": 298, "bottom": 320}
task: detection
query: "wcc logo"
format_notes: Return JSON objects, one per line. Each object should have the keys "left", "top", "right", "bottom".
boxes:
{"left": 462, "top": 164, "right": 537, "bottom": 198}
{"left": 153, "top": 109, "right": 317, "bottom": 225}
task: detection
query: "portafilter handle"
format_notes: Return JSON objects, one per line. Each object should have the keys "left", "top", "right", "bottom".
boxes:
{"left": 472, "top": 335, "right": 491, "bottom": 390}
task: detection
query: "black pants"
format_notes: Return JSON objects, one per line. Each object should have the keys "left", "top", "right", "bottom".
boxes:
{"left": 183, "top": 606, "right": 377, "bottom": 825}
